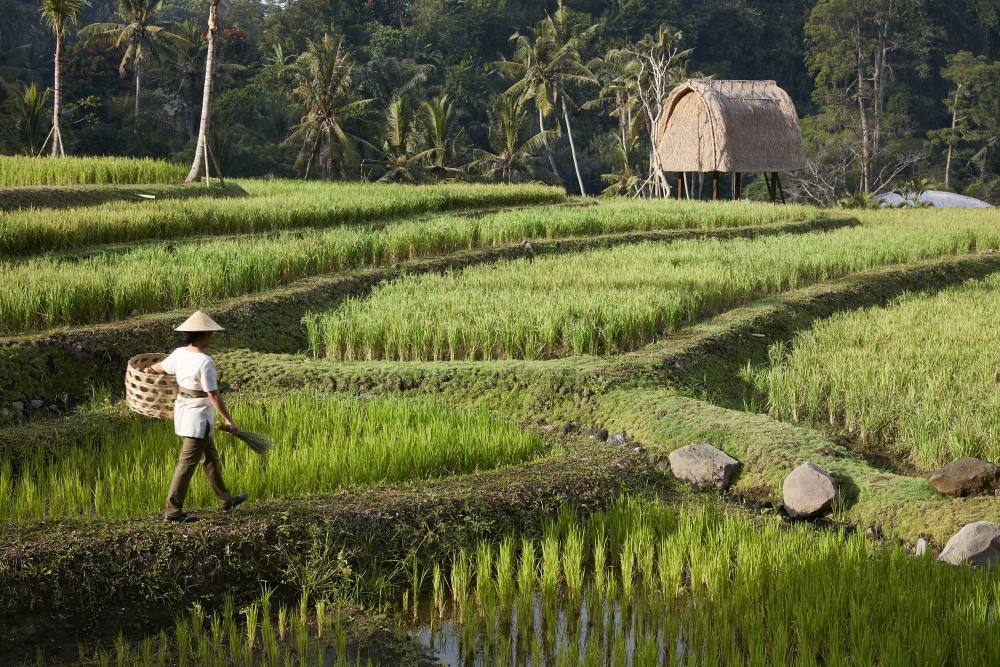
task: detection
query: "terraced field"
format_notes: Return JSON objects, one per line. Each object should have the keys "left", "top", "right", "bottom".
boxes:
{"left": 1, "top": 162, "right": 999, "bottom": 665}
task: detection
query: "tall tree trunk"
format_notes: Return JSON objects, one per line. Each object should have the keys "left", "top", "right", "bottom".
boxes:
{"left": 134, "top": 67, "right": 141, "bottom": 116}
{"left": 538, "top": 107, "right": 562, "bottom": 184}
{"left": 51, "top": 29, "right": 64, "bottom": 157}
{"left": 561, "top": 98, "right": 586, "bottom": 197}
{"left": 186, "top": 0, "right": 220, "bottom": 183}
{"left": 945, "top": 87, "right": 960, "bottom": 189}
{"left": 856, "top": 49, "right": 871, "bottom": 193}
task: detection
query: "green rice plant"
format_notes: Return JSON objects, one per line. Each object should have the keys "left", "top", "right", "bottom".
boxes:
{"left": 540, "top": 525, "right": 561, "bottom": 598}
{"left": 561, "top": 526, "right": 584, "bottom": 602}
{"left": 306, "top": 208, "right": 1000, "bottom": 361}
{"left": 449, "top": 550, "right": 471, "bottom": 616}
{"left": 757, "top": 272, "right": 1000, "bottom": 468}
{"left": 495, "top": 536, "right": 516, "bottom": 611}
{"left": 1, "top": 392, "right": 546, "bottom": 522}
{"left": 475, "top": 541, "right": 494, "bottom": 608}
{"left": 516, "top": 539, "right": 536, "bottom": 601}
{"left": 408, "top": 497, "right": 1000, "bottom": 666}
{"left": 432, "top": 563, "right": 445, "bottom": 618}
{"left": 0, "top": 196, "right": 820, "bottom": 334}
{"left": 0, "top": 155, "right": 185, "bottom": 186}
{"left": 0, "top": 180, "right": 563, "bottom": 255}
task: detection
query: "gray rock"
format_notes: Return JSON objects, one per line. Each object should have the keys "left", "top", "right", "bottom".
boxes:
{"left": 608, "top": 432, "right": 626, "bottom": 446}
{"left": 668, "top": 443, "right": 742, "bottom": 491}
{"left": 915, "top": 538, "right": 928, "bottom": 557}
{"left": 782, "top": 463, "right": 838, "bottom": 519}
{"left": 928, "top": 457, "right": 1000, "bottom": 497}
{"left": 938, "top": 522, "right": 1000, "bottom": 568}
{"left": 30, "top": 399, "right": 43, "bottom": 409}
{"left": 11, "top": 401, "right": 24, "bottom": 412}
{"left": 593, "top": 428, "right": 609, "bottom": 442}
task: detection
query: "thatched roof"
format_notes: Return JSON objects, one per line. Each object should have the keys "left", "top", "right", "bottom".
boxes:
{"left": 656, "top": 79, "right": 806, "bottom": 173}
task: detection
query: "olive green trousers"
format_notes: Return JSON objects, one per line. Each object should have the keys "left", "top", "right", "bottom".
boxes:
{"left": 165, "top": 436, "right": 232, "bottom": 516}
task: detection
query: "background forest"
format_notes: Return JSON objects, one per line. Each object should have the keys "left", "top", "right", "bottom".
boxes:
{"left": 1, "top": 0, "right": 998, "bottom": 204}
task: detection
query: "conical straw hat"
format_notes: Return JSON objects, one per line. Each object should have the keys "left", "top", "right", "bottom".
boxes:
{"left": 174, "top": 310, "right": 225, "bottom": 332}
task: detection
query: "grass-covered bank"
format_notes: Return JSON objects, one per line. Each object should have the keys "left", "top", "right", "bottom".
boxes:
{"left": 0, "top": 182, "right": 247, "bottom": 212}
{"left": 0, "top": 156, "right": 186, "bottom": 187}
{"left": 1, "top": 392, "right": 548, "bottom": 522}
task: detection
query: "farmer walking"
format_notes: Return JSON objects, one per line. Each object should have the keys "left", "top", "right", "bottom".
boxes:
{"left": 149, "top": 310, "right": 247, "bottom": 522}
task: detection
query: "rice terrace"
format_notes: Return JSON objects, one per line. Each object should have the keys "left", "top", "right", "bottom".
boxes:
{"left": 2, "top": 0, "right": 1000, "bottom": 665}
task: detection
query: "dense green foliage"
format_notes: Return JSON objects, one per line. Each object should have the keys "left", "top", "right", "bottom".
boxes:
{"left": 1, "top": 0, "right": 996, "bottom": 201}
{"left": 306, "top": 209, "right": 1000, "bottom": 361}
{"left": 758, "top": 273, "right": 1000, "bottom": 469}
{"left": 0, "top": 392, "right": 546, "bottom": 521}
{"left": 0, "top": 155, "right": 185, "bottom": 185}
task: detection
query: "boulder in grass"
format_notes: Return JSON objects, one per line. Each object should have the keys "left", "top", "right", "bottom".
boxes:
{"left": 928, "top": 457, "right": 1000, "bottom": 497}
{"left": 938, "top": 522, "right": 1000, "bottom": 568}
{"left": 668, "top": 443, "right": 741, "bottom": 491}
{"left": 782, "top": 463, "right": 838, "bottom": 519}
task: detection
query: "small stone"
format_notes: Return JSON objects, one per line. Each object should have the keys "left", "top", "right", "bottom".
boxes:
{"left": 593, "top": 428, "right": 609, "bottom": 442}
{"left": 865, "top": 524, "right": 885, "bottom": 541}
{"left": 48, "top": 404, "right": 60, "bottom": 413}
{"left": 30, "top": 399, "right": 43, "bottom": 409}
{"left": 938, "top": 522, "right": 1000, "bottom": 568}
{"left": 928, "top": 457, "right": 1000, "bottom": 497}
{"left": 782, "top": 463, "right": 839, "bottom": 519}
{"left": 668, "top": 443, "right": 742, "bottom": 491}
{"left": 12, "top": 401, "right": 24, "bottom": 412}
{"left": 560, "top": 422, "right": 576, "bottom": 436}
{"left": 915, "top": 538, "right": 928, "bottom": 557}
{"left": 608, "top": 432, "right": 626, "bottom": 446}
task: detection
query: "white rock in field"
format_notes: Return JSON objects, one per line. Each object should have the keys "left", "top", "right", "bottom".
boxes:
{"left": 782, "top": 463, "right": 838, "bottom": 519}
{"left": 915, "top": 538, "right": 928, "bottom": 557}
{"left": 668, "top": 443, "right": 741, "bottom": 491}
{"left": 938, "top": 522, "right": 1000, "bottom": 568}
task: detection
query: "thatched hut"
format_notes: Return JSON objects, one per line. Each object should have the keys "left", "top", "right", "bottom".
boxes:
{"left": 656, "top": 79, "right": 805, "bottom": 202}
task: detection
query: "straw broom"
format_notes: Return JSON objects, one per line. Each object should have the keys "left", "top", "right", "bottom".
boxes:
{"left": 218, "top": 423, "right": 272, "bottom": 456}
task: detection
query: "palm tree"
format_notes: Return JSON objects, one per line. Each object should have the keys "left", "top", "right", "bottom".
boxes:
{"left": 287, "top": 35, "right": 374, "bottom": 180}
{"left": 41, "top": 0, "right": 89, "bottom": 157}
{"left": 496, "top": 1, "right": 596, "bottom": 195}
{"left": 185, "top": 0, "right": 220, "bottom": 183}
{"left": 374, "top": 96, "right": 433, "bottom": 183}
{"left": 420, "top": 94, "right": 463, "bottom": 180}
{"left": 81, "top": 0, "right": 178, "bottom": 116}
{"left": 11, "top": 82, "right": 51, "bottom": 155}
{"left": 470, "top": 95, "right": 550, "bottom": 183}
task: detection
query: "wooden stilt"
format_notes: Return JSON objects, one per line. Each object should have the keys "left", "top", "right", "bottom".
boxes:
{"left": 764, "top": 172, "right": 776, "bottom": 202}
{"left": 775, "top": 172, "right": 785, "bottom": 204}
{"left": 734, "top": 173, "right": 742, "bottom": 200}
{"left": 677, "top": 173, "right": 684, "bottom": 200}
{"left": 712, "top": 171, "right": 719, "bottom": 200}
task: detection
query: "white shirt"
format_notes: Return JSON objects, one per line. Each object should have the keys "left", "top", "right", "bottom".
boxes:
{"left": 161, "top": 347, "right": 219, "bottom": 438}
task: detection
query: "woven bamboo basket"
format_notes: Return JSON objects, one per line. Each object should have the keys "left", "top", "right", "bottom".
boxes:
{"left": 125, "top": 353, "right": 176, "bottom": 420}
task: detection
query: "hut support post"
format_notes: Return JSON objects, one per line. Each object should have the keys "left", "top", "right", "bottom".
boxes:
{"left": 764, "top": 172, "right": 776, "bottom": 202}
{"left": 732, "top": 173, "right": 742, "bottom": 200}
{"left": 676, "top": 173, "right": 684, "bottom": 200}
{"left": 775, "top": 172, "right": 786, "bottom": 204}
{"left": 712, "top": 171, "right": 719, "bottom": 200}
